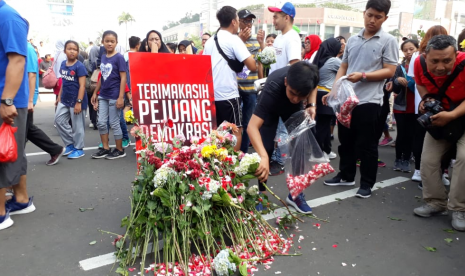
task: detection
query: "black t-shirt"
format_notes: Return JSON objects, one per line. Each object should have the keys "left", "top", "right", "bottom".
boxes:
{"left": 254, "top": 66, "right": 303, "bottom": 126}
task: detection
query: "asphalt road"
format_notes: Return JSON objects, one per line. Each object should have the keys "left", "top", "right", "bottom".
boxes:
{"left": 0, "top": 101, "right": 464, "bottom": 276}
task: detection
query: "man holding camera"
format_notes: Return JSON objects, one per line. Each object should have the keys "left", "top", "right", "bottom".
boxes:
{"left": 413, "top": 35, "right": 465, "bottom": 231}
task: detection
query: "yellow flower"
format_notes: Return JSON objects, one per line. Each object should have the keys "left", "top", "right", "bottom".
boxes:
{"left": 214, "top": 147, "right": 228, "bottom": 161}
{"left": 201, "top": 145, "right": 217, "bottom": 158}
{"left": 124, "top": 110, "right": 135, "bottom": 123}
{"left": 461, "top": 39, "right": 465, "bottom": 50}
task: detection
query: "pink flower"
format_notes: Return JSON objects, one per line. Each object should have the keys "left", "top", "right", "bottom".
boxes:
{"left": 130, "top": 126, "right": 140, "bottom": 137}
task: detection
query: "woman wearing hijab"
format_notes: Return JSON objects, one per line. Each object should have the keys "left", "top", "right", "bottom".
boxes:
{"left": 312, "top": 37, "right": 342, "bottom": 160}
{"left": 146, "top": 30, "right": 171, "bottom": 53}
{"left": 303, "top": 35, "right": 322, "bottom": 63}
{"left": 138, "top": 38, "right": 148, "bottom": 52}
{"left": 178, "top": 40, "right": 195, "bottom": 54}
{"left": 52, "top": 39, "right": 67, "bottom": 97}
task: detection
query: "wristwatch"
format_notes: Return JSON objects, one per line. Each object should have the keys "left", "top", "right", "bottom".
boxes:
{"left": 360, "top": 72, "right": 367, "bottom": 82}
{"left": 1, "top": 99, "right": 14, "bottom": 106}
{"left": 306, "top": 103, "right": 316, "bottom": 108}
{"left": 77, "top": 99, "right": 82, "bottom": 103}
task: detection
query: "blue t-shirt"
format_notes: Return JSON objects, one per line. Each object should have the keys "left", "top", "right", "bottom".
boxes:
{"left": 26, "top": 42, "right": 39, "bottom": 105}
{"left": 0, "top": 1, "right": 29, "bottom": 108}
{"left": 60, "top": 60, "right": 88, "bottom": 110}
{"left": 100, "top": 53, "right": 127, "bottom": 100}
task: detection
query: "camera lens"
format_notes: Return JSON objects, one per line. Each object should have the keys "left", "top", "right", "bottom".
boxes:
{"left": 417, "top": 112, "right": 432, "bottom": 128}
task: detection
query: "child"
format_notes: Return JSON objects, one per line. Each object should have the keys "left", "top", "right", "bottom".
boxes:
{"left": 91, "top": 30, "right": 127, "bottom": 159}
{"left": 54, "top": 40, "right": 88, "bottom": 159}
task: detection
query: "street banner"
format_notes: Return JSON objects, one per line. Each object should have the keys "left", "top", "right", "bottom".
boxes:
{"left": 128, "top": 52, "right": 217, "bottom": 143}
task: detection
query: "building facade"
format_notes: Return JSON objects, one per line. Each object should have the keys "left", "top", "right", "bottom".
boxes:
{"left": 163, "top": 22, "right": 201, "bottom": 43}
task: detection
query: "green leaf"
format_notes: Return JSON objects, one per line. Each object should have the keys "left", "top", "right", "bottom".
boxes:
{"left": 414, "top": 196, "right": 422, "bottom": 199}
{"left": 387, "top": 216, "right": 404, "bottom": 221}
{"left": 424, "top": 246, "right": 436, "bottom": 252}
{"left": 444, "top": 238, "right": 453, "bottom": 244}
{"left": 239, "top": 262, "right": 248, "bottom": 276}
{"left": 335, "top": 198, "right": 342, "bottom": 201}
{"left": 89, "top": 241, "right": 97, "bottom": 245}
{"left": 115, "top": 267, "right": 129, "bottom": 276}
{"left": 443, "top": 229, "right": 456, "bottom": 233}
{"left": 79, "top": 207, "right": 94, "bottom": 212}
{"left": 146, "top": 200, "right": 157, "bottom": 211}
{"left": 193, "top": 206, "right": 202, "bottom": 215}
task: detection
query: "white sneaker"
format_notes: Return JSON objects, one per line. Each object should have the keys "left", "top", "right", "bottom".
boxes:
{"left": 412, "top": 170, "right": 421, "bottom": 182}
{"left": 89, "top": 123, "right": 94, "bottom": 128}
{"left": 442, "top": 174, "right": 450, "bottom": 186}
{"left": 328, "top": 152, "right": 337, "bottom": 160}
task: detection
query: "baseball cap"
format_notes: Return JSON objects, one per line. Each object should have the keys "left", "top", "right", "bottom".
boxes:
{"left": 238, "top": 9, "right": 256, "bottom": 19}
{"left": 268, "top": 2, "right": 296, "bottom": 18}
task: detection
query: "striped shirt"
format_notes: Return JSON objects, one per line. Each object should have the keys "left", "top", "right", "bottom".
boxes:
{"left": 237, "top": 35, "right": 260, "bottom": 93}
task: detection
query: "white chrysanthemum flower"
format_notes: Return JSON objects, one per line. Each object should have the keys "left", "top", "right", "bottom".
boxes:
{"left": 153, "top": 167, "right": 175, "bottom": 188}
{"left": 213, "top": 250, "right": 236, "bottom": 276}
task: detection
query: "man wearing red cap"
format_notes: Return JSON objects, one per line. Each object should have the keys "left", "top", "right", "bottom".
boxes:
{"left": 267, "top": 2, "right": 302, "bottom": 74}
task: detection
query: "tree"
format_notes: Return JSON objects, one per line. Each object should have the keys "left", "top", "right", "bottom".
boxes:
{"left": 295, "top": 3, "right": 316, "bottom": 8}
{"left": 239, "top": 4, "right": 265, "bottom": 10}
{"left": 118, "top": 12, "right": 136, "bottom": 50}
{"left": 162, "top": 13, "right": 200, "bottom": 31}
{"left": 389, "top": 29, "right": 402, "bottom": 40}
{"left": 187, "top": 34, "right": 202, "bottom": 50}
{"left": 319, "top": 2, "right": 353, "bottom": 11}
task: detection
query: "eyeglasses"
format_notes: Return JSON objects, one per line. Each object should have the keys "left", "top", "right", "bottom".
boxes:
{"left": 240, "top": 19, "right": 255, "bottom": 24}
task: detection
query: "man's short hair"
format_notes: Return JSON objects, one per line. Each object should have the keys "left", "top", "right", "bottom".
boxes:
{"left": 278, "top": 11, "right": 294, "bottom": 24}
{"left": 44, "top": 54, "right": 51, "bottom": 59}
{"left": 425, "top": 35, "right": 458, "bottom": 54}
{"left": 217, "top": 6, "right": 237, "bottom": 28}
{"left": 287, "top": 61, "right": 319, "bottom": 97}
{"left": 366, "top": 0, "right": 391, "bottom": 16}
{"left": 203, "top": 33, "right": 211, "bottom": 38}
{"left": 335, "top": 35, "right": 346, "bottom": 42}
{"left": 129, "top": 36, "right": 141, "bottom": 49}
{"left": 166, "top": 43, "right": 177, "bottom": 53}
{"left": 89, "top": 41, "right": 93, "bottom": 45}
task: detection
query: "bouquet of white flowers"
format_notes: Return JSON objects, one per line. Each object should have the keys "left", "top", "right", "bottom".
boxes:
{"left": 257, "top": 46, "right": 277, "bottom": 74}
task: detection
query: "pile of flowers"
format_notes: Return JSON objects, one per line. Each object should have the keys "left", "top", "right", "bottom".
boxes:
{"left": 115, "top": 120, "right": 295, "bottom": 276}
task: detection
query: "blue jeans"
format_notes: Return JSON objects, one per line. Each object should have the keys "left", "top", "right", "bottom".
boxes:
{"left": 239, "top": 91, "right": 257, "bottom": 153}
{"left": 97, "top": 97, "right": 122, "bottom": 140}
{"left": 106, "top": 109, "right": 129, "bottom": 141}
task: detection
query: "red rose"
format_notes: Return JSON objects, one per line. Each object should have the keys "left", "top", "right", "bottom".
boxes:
{"left": 70, "top": 70, "right": 75, "bottom": 76}
{"left": 167, "top": 119, "right": 173, "bottom": 128}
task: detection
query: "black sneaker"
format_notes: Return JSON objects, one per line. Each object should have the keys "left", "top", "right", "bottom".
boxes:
{"left": 92, "top": 148, "right": 111, "bottom": 159}
{"left": 105, "top": 149, "right": 126, "bottom": 160}
{"left": 324, "top": 174, "right": 355, "bottom": 186}
{"left": 269, "top": 161, "right": 284, "bottom": 176}
{"left": 355, "top": 188, "right": 372, "bottom": 198}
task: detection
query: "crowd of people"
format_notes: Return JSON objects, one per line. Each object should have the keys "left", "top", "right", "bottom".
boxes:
{"left": 1, "top": 0, "right": 464, "bottom": 233}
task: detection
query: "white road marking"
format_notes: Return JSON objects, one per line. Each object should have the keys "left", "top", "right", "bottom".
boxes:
{"left": 262, "top": 176, "right": 410, "bottom": 220}
{"left": 79, "top": 176, "right": 410, "bottom": 271}
{"left": 26, "top": 144, "right": 134, "bottom": 157}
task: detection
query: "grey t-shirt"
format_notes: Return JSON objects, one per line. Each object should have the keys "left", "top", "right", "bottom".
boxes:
{"left": 342, "top": 28, "right": 399, "bottom": 105}
{"left": 318, "top": 57, "right": 341, "bottom": 90}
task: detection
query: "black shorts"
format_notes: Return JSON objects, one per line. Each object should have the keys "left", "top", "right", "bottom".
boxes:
{"left": 215, "top": 97, "right": 242, "bottom": 127}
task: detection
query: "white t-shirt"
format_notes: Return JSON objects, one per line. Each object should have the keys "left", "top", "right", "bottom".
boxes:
{"left": 269, "top": 29, "right": 301, "bottom": 74}
{"left": 203, "top": 30, "right": 251, "bottom": 101}
{"left": 408, "top": 52, "right": 421, "bottom": 114}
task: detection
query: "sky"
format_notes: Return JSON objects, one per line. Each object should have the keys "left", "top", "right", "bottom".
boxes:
{"left": 7, "top": 0, "right": 284, "bottom": 49}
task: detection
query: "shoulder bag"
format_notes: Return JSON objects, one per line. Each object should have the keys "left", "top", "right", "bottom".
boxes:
{"left": 42, "top": 59, "right": 58, "bottom": 89}
{"left": 214, "top": 34, "right": 244, "bottom": 73}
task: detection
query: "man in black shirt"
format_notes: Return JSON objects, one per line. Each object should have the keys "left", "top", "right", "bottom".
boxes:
{"left": 247, "top": 61, "right": 319, "bottom": 213}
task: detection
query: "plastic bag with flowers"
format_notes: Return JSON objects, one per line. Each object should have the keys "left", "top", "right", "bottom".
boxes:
{"left": 278, "top": 111, "right": 335, "bottom": 199}
{"left": 326, "top": 76, "right": 359, "bottom": 128}
{"left": 115, "top": 119, "right": 295, "bottom": 275}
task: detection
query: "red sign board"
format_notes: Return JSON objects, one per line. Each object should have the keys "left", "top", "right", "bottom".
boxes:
{"left": 128, "top": 52, "right": 217, "bottom": 142}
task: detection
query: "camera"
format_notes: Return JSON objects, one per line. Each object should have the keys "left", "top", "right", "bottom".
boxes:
{"left": 417, "top": 99, "right": 444, "bottom": 128}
